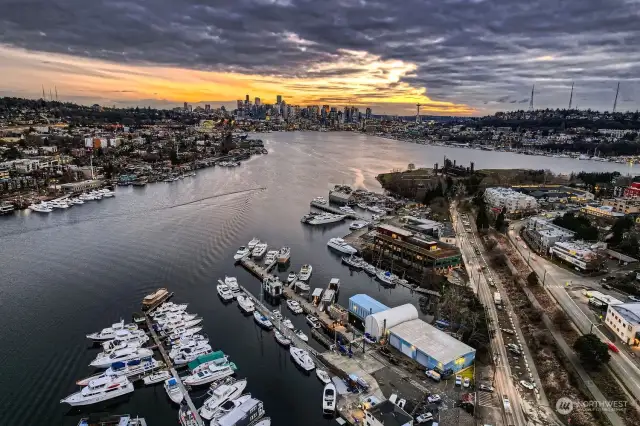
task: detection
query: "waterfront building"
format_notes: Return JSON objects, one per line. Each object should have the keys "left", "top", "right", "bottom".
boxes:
{"left": 549, "top": 240, "right": 601, "bottom": 272}
{"left": 484, "top": 187, "right": 538, "bottom": 213}
{"left": 348, "top": 294, "right": 389, "bottom": 330}
{"left": 364, "top": 304, "right": 418, "bottom": 340}
{"left": 372, "top": 224, "right": 462, "bottom": 272}
{"left": 605, "top": 303, "right": 640, "bottom": 346}
{"left": 400, "top": 216, "right": 443, "bottom": 238}
{"left": 388, "top": 318, "right": 476, "bottom": 374}
{"left": 60, "top": 179, "right": 103, "bottom": 193}
{"left": 364, "top": 400, "right": 412, "bottom": 426}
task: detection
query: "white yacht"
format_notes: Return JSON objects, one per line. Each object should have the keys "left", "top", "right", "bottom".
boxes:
{"left": 363, "top": 263, "right": 377, "bottom": 276}
{"left": 79, "top": 193, "right": 96, "bottom": 201}
{"left": 306, "top": 315, "right": 321, "bottom": 329}
{"left": 164, "top": 377, "right": 184, "bottom": 404}
{"left": 327, "top": 238, "right": 357, "bottom": 254}
{"left": 322, "top": 383, "right": 337, "bottom": 414}
{"left": 286, "top": 272, "right": 297, "bottom": 284}
{"left": 76, "top": 357, "right": 161, "bottom": 386}
{"left": 61, "top": 376, "right": 134, "bottom": 406}
{"left": 199, "top": 379, "right": 248, "bottom": 420}
{"left": 316, "top": 369, "right": 331, "bottom": 384}
{"left": 169, "top": 338, "right": 211, "bottom": 359}
{"left": 101, "top": 329, "right": 148, "bottom": 350}
{"left": 167, "top": 326, "right": 202, "bottom": 342}
{"left": 233, "top": 246, "right": 250, "bottom": 260}
{"left": 248, "top": 238, "right": 260, "bottom": 250}
{"left": 339, "top": 206, "right": 355, "bottom": 214}
{"left": 376, "top": 270, "right": 397, "bottom": 286}
{"left": 274, "top": 330, "right": 291, "bottom": 347}
{"left": 28, "top": 203, "right": 53, "bottom": 213}
{"left": 50, "top": 200, "right": 70, "bottom": 209}
{"left": 172, "top": 345, "right": 213, "bottom": 366}
{"left": 90, "top": 347, "right": 154, "bottom": 369}
{"left": 209, "top": 394, "right": 255, "bottom": 424}
{"left": 299, "top": 264, "right": 312, "bottom": 281}
{"left": 277, "top": 247, "right": 291, "bottom": 264}
{"left": 290, "top": 347, "right": 315, "bottom": 371}
{"left": 224, "top": 276, "right": 240, "bottom": 297}
{"left": 307, "top": 213, "right": 346, "bottom": 225}
{"left": 183, "top": 363, "right": 235, "bottom": 387}
{"left": 271, "top": 310, "right": 283, "bottom": 321}
{"left": 86, "top": 320, "right": 138, "bottom": 342}
{"left": 264, "top": 250, "right": 279, "bottom": 265}
{"left": 99, "top": 188, "right": 116, "bottom": 197}
{"left": 252, "top": 243, "right": 268, "bottom": 258}
{"left": 253, "top": 311, "right": 273, "bottom": 329}
{"left": 101, "top": 335, "right": 147, "bottom": 354}
{"left": 286, "top": 299, "right": 303, "bottom": 314}
{"left": 282, "top": 318, "right": 294, "bottom": 329}
{"left": 157, "top": 312, "right": 198, "bottom": 327}
{"left": 143, "top": 369, "right": 171, "bottom": 385}
{"left": 313, "top": 196, "right": 327, "bottom": 204}
{"left": 217, "top": 284, "right": 234, "bottom": 301}
{"left": 237, "top": 295, "right": 255, "bottom": 313}
{"left": 294, "top": 329, "right": 309, "bottom": 342}
{"left": 152, "top": 302, "right": 188, "bottom": 317}
{"left": 69, "top": 198, "right": 85, "bottom": 205}
{"left": 349, "top": 221, "right": 369, "bottom": 230}
{"left": 162, "top": 318, "right": 203, "bottom": 333}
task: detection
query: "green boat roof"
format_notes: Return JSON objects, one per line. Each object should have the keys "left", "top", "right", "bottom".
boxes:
{"left": 187, "top": 350, "right": 226, "bottom": 370}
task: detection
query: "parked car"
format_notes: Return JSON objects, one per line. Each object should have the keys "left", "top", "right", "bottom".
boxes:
{"left": 455, "top": 375, "right": 462, "bottom": 386}
{"left": 607, "top": 342, "right": 620, "bottom": 353}
{"left": 629, "top": 295, "right": 640, "bottom": 302}
{"left": 425, "top": 370, "right": 441, "bottom": 381}
{"left": 397, "top": 399, "right": 406, "bottom": 409}
{"left": 501, "top": 328, "right": 515, "bottom": 335}
{"left": 602, "top": 283, "right": 612, "bottom": 290}
{"left": 479, "top": 384, "right": 495, "bottom": 392}
{"left": 463, "top": 378, "right": 471, "bottom": 388}
{"left": 416, "top": 412, "right": 434, "bottom": 424}
{"left": 427, "top": 394, "right": 442, "bottom": 403}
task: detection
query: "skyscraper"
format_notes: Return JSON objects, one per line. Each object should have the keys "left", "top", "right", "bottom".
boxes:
{"left": 237, "top": 100, "right": 243, "bottom": 110}
{"left": 365, "top": 107, "right": 372, "bottom": 119}
{"left": 245, "top": 94, "right": 250, "bottom": 103}
{"left": 255, "top": 97, "right": 261, "bottom": 106}
{"left": 183, "top": 102, "right": 188, "bottom": 111}
{"left": 205, "top": 104, "right": 211, "bottom": 112}
{"left": 277, "top": 95, "right": 282, "bottom": 104}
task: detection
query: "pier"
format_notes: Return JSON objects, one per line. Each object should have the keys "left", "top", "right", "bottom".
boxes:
{"left": 309, "top": 200, "right": 367, "bottom": 220}
{"left": 145, "top": 314, "right": 205, "bottom": 426}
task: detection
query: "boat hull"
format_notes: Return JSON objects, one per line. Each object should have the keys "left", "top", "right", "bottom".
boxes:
{"left": 61, "top": 383, "right": 134, "bottom": 406}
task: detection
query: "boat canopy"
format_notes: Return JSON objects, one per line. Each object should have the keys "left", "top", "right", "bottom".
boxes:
{"left": 111, "top": 361, "right": 126, "bottom": 370}
{"left": 167, "top": 378, "right": 177, "bottom": 386}
{"left": 187, "top": 350, "right": 226, "bottom": 370}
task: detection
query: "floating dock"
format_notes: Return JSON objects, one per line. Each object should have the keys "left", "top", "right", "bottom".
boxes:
{"left": 145, "top": 314, "right": 205, "bottom": 426}
{"left": 309, "top": 200, "right": 367, "bottom": 220}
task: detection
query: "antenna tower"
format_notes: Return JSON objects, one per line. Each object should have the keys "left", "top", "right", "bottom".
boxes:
{"left": 416, "top": 103, "right": 421, "bottom": 123}
{"left": 613, "top": 82, "right": 620, "bottom": 113}
{"left": 55, "top": 86, "right": 58, "bottom": 102}
{"left": 42, "top": 85, "right": 46, "bottom": 100}
{"left": 568, "top": 82, "right": 574, "bottom": 109}
{"left": 528, "top": 85, "right": 535, "bottom": 110}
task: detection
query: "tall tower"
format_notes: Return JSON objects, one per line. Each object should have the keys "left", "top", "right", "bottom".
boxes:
{"left": 613, "top": 82, "right": 620, "bottom": 113}
{"left": 528, "top": 85, "right": 535, "bottom": 111}
{"left": 276, "top": 95, "right": 282, "bottom": 104}
{"left": 568, "top": 82, "right": 574, "bottom": 109}
{"left": 42, "top": 85, "right": 46, "bottom": 100}
{"left": 416, "top": 103, "right": 421, "bottom": 123}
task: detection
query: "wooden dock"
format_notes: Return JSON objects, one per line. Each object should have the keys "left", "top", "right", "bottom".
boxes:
{"left": 239, "top": 256, "right": 276, "bottom": 281}
{"left": 145, "top": 314, "right": 204, "bottom": 426}
{"left": 309, "top": 200, "right": 367, "bottom": 220}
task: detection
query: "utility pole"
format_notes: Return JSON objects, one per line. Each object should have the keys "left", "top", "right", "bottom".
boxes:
{"left": 613, "top": 82, "right": 620, "bottom": 113}
{"left": 416, "top": 104, "right": 421, "bottom": 123}
{"left": 568, "top": 82, "right": 574, "bottom": 109}
{"left": 528, "top": 85, "right": 535, "bottom": 111}
{"left": 55, "top": 86, "right": 58, "bottom": 102}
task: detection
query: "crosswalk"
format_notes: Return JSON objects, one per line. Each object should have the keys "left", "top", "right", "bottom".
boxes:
{"left": 477, "top": 390, "right": 498, "bottom": 408}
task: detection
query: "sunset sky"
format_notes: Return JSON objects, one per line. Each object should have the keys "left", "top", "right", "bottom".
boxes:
{"left": 1, "top": 0, "right": 639, "bottom": 115}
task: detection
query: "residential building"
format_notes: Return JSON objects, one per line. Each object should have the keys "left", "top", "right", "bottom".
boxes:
{"left": 484, "top": 187, "right": 538, "bottom": 213}
{"left": 388, "top": 318, "right": 476, "bottom": 374}
{"left": 364, "top": 400, "right": 413, "bottom": 426}
{"left": 348, "top": 294, "right": 389, "bottom": 330}
{"left": 0, "top": 166, "right": 9, "bottom": 180}
{"left": 580, "top": 204, "right": 624, "bottom": 219}
{"left": 605, "top": 303, "right": 640, "bottom": 346}
{"left": 525, "top": 216, "right": 576, "bottom": 254}
{"left": 373, "top": 224, "right": 462, "bottom": 272}
{"left": 550, "top": 240, "right": 601, "bottom": 272}
{"left": 623, "top": 182, "right": 640, "bottom": 198}
{"left": 603, "top": 198, "right": 640, "bottom": 215}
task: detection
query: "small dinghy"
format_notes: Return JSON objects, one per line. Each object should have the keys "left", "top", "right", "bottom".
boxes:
{"left": 316, "top": 369, "right": 331, "bottom": 384}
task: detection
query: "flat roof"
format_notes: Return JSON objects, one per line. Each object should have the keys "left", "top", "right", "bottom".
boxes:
{"left": 611, "top": 303, "right": 640, "bottom": 325}
{"left": 349, "top": 294, "right": 389, "bottom": 313}
{"left": 376, "top": 223, "right": 413, "bottom": 237}
{"left": 389, "top": 319, "right": 475, "bottom": 365}
{"left": 367, "top": 400, "right": 412, "bottom": 426}
{"left": 605, "top": 249, "right": 638, "bottom": 263}
{"left": 586, "top": 290, "right": 624, "bottom": 305}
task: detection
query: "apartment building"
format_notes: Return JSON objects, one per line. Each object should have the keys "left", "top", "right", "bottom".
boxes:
{"left": 484, "top": 187, "right": 538, "bottom": 213}
{"left": 605, "top": 303, "right": 640, "bottom": 346}
{"left": 525, "top": 216, "right": 575, "bottom": 254}
{"left": 550, "top": 241, "right": 601, "bottom": 271}
{"left": 603, "top": 198, "right": 640, "bottom": 215}
{"left": 580, "top": 204, "right": 625, "bottom": 219}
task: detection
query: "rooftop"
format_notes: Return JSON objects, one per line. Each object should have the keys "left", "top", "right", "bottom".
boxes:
{"left": 389, "top": 318, "right": 475, "bottom": 365}
{"left": 349, "top": 294, "right": 389, "bottom": 314}
{"left": 376, "top": 233, "right": 460, "bottom": 260}
{"left": 611, "top": 303, "right": 640, "bottom": 325}
{"left": 377, "top": 223, "right": 413, "bottom": 237}
{"left": 366, "top": 400, "right": 412, "bottom": 426}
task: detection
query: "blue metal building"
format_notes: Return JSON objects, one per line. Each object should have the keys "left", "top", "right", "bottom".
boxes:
{"left": 348, "top": 294, "right": 389, "bottom": 330}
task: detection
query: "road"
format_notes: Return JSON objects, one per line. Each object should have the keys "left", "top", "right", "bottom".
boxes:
{"left": 509, "top": 222, "right": 640, "bottom": 404}
{"left": 451, "top": 205, "right": 528, "bottom": 426}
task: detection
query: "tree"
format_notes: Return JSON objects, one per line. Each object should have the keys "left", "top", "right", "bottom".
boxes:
{"left": 495, "top": 207, "right": 506, "bottom": 231}
{"left": 573, "top": 333, "right": 610, "bottom": 370}
{"left": 610, "top": 216, "right": 633, "bottom": 245}
{"left": 527, "top": 271, "right": 539, "bottom": 287}
{"left": 476, "top": 207, "right": 490, "bottom": 230}
{"left": 169, "top": 149, "right": 179, "bottom": 165}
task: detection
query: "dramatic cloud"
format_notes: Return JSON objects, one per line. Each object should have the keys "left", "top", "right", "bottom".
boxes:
{"left": 1, "top": 0, "right": 639, "bottom": 113}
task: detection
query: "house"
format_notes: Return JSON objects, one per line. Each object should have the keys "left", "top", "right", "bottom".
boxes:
{"left": 364, "top": 400, "right": 413, "bottom": 426}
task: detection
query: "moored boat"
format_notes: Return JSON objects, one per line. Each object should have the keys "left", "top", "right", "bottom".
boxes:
{"left": 183, "top": 363, "right": 235, "bottom": 387}
{"left": 286, "top": 299, "right": 303, "bottom": 314}
{"left": 316, "top": 369, "right": 331, "bottom": 384}
{"left": 376, "top": 270, "right": 397, "bottom": 286}
{"left": 61, "top": 376, "right": 134, "bottom": 406}
{"left": 247, "top": 238, "right": 260, "bottom": 250}
{"left": 210, "top": 395, "right": 261, "bottom": 425}
{"left": 294, "top": 329, "right": 309, "bottom": 342}
{"left": 286, "top": 272, "right": 297, "bottom": 284}
{"left": 253, "top": 311, "right": 273, "bottom": 329}
{"left": 199, "top": 379, "right": 248, "bottom": 420}
{"left": 252, "top": 243, "right": 268, "bottom": 259}
{"left": 299, "top": 264, "right": 312, "bottom": 281}
{"left": 322, "top": 383, "right": 337, "bottom": 414}
{"left": 142, "top": 288, "right": 170, "bottom": 310}
{"left": 327, "top": 238, "right": 357, "bottom": 254}
{"left": 86, "top": 320, "right": 138, "bottom": 342}
{"left": 143, "top": 369, "right": 171, "bottom": 385}
{"left": 237, "top": 295, "right": 255, "bottom": 313}
{"left": 90, "top": 347, "right": 154, "bottom": 369}
{"left": 290, "top": 346, "right": 315, "bottom": 371}
{"left": 233, "top": 246, "right": 250, "bottom": 260}
{"left": 164, "top": 377, "right": 184, "bottom": 404}
{"left": 217, "top": 284, "right": 234, "bottom": 302}
{"left": 341, "top": 255, "right": 363, "bottom": 269}
{"left": 277, "top": 246, "right": 291, "bottom": 264}
{"left": 282, "top": 318, "right": 294, "bottom": 329}
{"left": 274, "top": 330, "right": 291, "bottom": 347}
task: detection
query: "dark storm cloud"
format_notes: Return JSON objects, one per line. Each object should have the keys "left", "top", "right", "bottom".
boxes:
{"left": 1, "top": 0, "right": 639, "bottom": 111}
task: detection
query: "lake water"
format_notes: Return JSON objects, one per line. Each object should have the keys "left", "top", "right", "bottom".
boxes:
{"left": 0, "top": 132, "right": 630, "bottom": 426}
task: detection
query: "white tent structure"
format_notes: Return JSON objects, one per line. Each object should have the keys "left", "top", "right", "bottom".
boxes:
{"left": 364, "top": 304, "right": 418, "bottom": 339}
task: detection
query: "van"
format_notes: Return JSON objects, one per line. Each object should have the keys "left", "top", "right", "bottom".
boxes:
{"left": 389, "top": 393, "right": 398, "bottom": 404}
{"left": 425, "top": 370, "right": 441, "bottom": 381}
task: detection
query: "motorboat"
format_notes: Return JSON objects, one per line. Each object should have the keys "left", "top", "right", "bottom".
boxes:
{"left": 277, "top": 247, "right": 291, "bottom": 264}
{"left": 217, "top": 284, "right": 234, "bottom": 302}
{"left": 264, "top": 250, "right": 279, "bottom": 265}
{"left": 349, "top": 221, "right": 369, "bottom": 230}
{"left": 363, "top": 263, "right": 377, "bottom": 276}
{"left": 172, "top": 345, "right": 214, "bottom": 366}
{"left": 287, "top": 272, "right": 297, "bottom": 284}
{"left": 90, "top": 347, "right": 154, "bottom": 369}
{"left": 183, "top": 363, "right": 235, "bottom": 387}
{"left": 164, "top": 377, "right": 184, "bottom": 404}
{"left": 394, "top": 277, "right": 409, "bottom": 286}
{"left": 274, "top": 330, "right": 291, "bottom": 347}
{"left": 179, "top": 403, "right": 199, "bottom": 426}
{"left": 294, "top": 329, "right": 309, "bottom": 342}
{"left": 327, "top": 238, "right": 357, "bottom": 255}
{"left": 86, "top": 320, "right": 138, "bottom": 341}
{"left": 142, "top": 288, "right": 170, "bottom": 310}
{"left": 299, "top": 264, "right": 312, "bottom": 281}
{"left": 50, "top": 200, "right": 70, "bottom": 209}
{"left": 167, "top": 326, "right": 202, "bottom": 342}
{"left": 169, "top": 338, "right": 211, "bottom": 358}
{"left": 69, "top": 198, "right": 84, "bottom": 205}
{"left": 60, "top": 376, "right": 134, "bottom": 406}
{"left": 99, "top": 189, "right": 116, "bottom": 197}
{"left": 143, "top": 369, "right": 171, "bottom": 385}
{"left": 77, "top": 414, "right": 146, "bottom": 426}
{"left": 270, "top": 310, "right": 282, "bottom": 321}
{"left": 28, "top": 203, "right": 53, "bottom": 213}
{"left": 306, "top": 315, "right": 321, "bottom": 329}
{"left": 152, "top": 302, "right": 188, "bottom": 317}
{"left": 101, "top": 336, "right": 147, "bottom": 354}
{"left": 253, "top": 311, "right": 273, "bottom": 329}
{"left": 236, "top": 295, "right": 255, "bottom": 313}
{"left": 157, "top": 312, "right": 198, "bottom": 327}
{"left": 209, "top": 394, "right": 255, "bottom": 423}
{"left": 376, "top": 270, "right": 397, "bottom": 287}
{"left": 290, "top": 347, "right": 315, "bottom": 371}
{"left": 76, "top": 357, "right": 161, "bottom": 385}
{"left": 339, "top": 206, "right": 355, "bottom": 214}
{"left": 252, "top": 243, "right": 268, "bottom": 259}
{"left": 224, "top": 276, "right": 240, "bottom": 297}
{"left": 294, "top": 281, "right": 310, "bottom": 294}
{"left": 282, "top": 318, "right": 294, "bottom": 329}
{"left": 313, "top": 196, "right": 327, "bottom": 204}
{"left": 322, "top": 383, "right": 337, "bottom": 414}
{"left": 356, "top": 203, "right": 368, "bottom": 209}
{"left": 162, "top": 318, "right": 203, "bottom": 333}
{"left": 233, "top": 246, "right": 250, "bottom": 260}
{"left": 316, "top": 369, "right": 331, "bottom": 384}
{"left": 247, "top": 238, "right": 260, "bottom": 250}
{"left": 301, "top": 212, "right": 320, "bottom": 223}
{"left": 307, "top": 213, "right": 346, "bottom": 225}
{"left": 252, "top": 419, "right": 271, "bottom": 426}
{"left": 101, "top": 329, "right": 148, "bottom": 351}
{"left": 342, "top": 255, "right": 363, "bottom": 269}
{"left": 199, "top": 379, "right": 248, "bottom": 420}
{"left": 286, "top": 299, "right": 303, "bottom": 314}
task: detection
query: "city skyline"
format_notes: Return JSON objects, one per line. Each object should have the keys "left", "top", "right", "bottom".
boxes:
{"left": 1, "top": 1, "right": 639, "bottom": 115}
